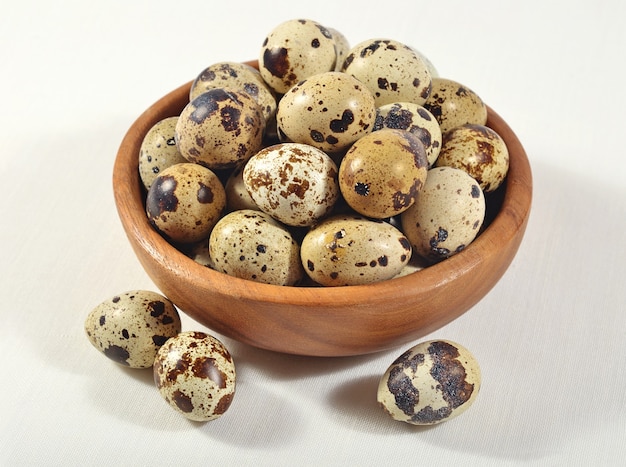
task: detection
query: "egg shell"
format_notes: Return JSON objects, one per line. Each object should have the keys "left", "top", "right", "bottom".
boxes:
{"left": 153, "top": 331, "right": 236, "bottom": 422}
{"left": 341, "top": 38, "right": 432, "bottom": 107}
{"left": 209, "top": 209, "right": 304, "bottom": 286}
{"left": 258, "top": 18, "right": 337, "bottom": 94}
{"left": 84, "top": 290, "right": 181, "bottom": 369}
{"left": 300, "top": 214, "right": 412, "bottom": 286}
{"left": 338, "top": 128, "right": 428, "bottom": 219}
{"left": 175, "top": 88, "right": 265, "bottom": 170}
{"left": 189, "top": 61, "right": 277, "bottom": 124}
{"left": 378, "top": 339, "right": 481, "bottom": 425}
{"left": 276, "top": 71, "right": 376, "bottom": 154}
{"left": 138, "top": 117, "right": 187, "bottom": 190}
{"left": 435, "top": 123, "right": 510, "bottom": 193}
{"left": 243, "top": 142, "right": 339, "bottom": 226}
{"left": 146, "top": 163, "right": 226, "bottom": 244}
{"left": 374, "top": 102, "right": 442, "bottom": 167}
{"left": 423, "top": 77, "right": 488, "bottom": 135}
{"left": 401, "top": 166, "right": 485, "bottom": 262}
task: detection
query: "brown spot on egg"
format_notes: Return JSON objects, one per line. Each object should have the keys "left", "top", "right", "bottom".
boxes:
{"left": 220, "top": 106, "right": 242, "bottom": 132}
{"left": 387, "top": 366, "right": 420, "bottom": 416}
{"left": 329, "top": 109, "right": 354, "bottom": 133}
{"left": 152, "top": 335, "right": 169, "bottom": 346}
{"left": 172, "top": 390, "right": 194, "bottom": 413}
{"left": 263, "top": 47, "right": 290, "bottom": 79}
{"left": 103, "top": 345, "right": 130, "bottom": 365}
{"left": 214, "top": 393, "right": 234, "bottom": 415}
{"left": 146, "top": 175, "right": 179, "bottom": 217}
{"left": 197, "top": 182, "right": 214, "bottom": 204}
{"left": 193, "top": 357, "right": 227, "bottom": 388}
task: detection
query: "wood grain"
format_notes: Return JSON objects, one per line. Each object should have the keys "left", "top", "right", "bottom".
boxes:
{"left": 112, "top": 64, "right": 532, "bottom": 356}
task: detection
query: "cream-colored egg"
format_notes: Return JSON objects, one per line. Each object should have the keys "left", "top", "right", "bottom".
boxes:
{"left": 374, "top": 102, "right": 442, "bottom": 167}
{"left": 401, "top": 166, "right": 485, "bottom": 263}
{"left": 258, "top": 18, "right": 337, "bottom": 94}
{"left": 423, "top": 77, "right": 488, "bottom": 135}
{"left": 341, "top": 38, "right": 432, "bottom": 107}
{"left": 300, "top": 215, "right": 412, "bottom": 286}
{"left": 378, "top": 339, "right": 481, "bottom": 425}
{"left": 338, "top": 128, "right": 428, "bottom": 219}
{"left": 138, "top": 117, "right": 187, "bottom": 190}
{"left": 276, "top": 71, "right": 376, "bottom": 154}
{"left": 84, "top": 290, "right": 181, "bottom": 369}
{"left": 209, "top": 209, "right": 304, "bottom": 286}
{"left": 435, "top": 123, "right": 509, "bottom": 193}
{"left": 175, "top": 88, "right": 265, "bottom": 169}
{"left": 153, "top": 331, "right": 236, "bottom": 422}
{"left": 146, "top": 163, "right": 226, "bottom": 244}
{"left": 243, "top": 143, "right": 339, "bottom": 226}
{"left": 189, "top": 61, "right": 277, "bottom": 124}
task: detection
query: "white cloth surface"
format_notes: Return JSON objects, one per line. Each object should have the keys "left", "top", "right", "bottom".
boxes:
{"left": 1, "top": 1, "right": 625, "bottom": 465}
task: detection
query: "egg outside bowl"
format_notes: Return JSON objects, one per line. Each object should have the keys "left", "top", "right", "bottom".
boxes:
{"left": 113, "top": 62, "right": 532, "bottom": 357}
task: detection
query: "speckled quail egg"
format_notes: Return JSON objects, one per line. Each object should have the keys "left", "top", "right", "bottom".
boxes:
{"left": 153, "top": 331, "right": 236, "bottom": 422}
{"left": 189, "top": 61, "right": 277, "bottom": 124}
{"left": 300, "top": 214, "right": 412, "bottom": 286}
{"left": 146, "top": 162, "right": 226, "bottom": 244}
{"left": 401, "top": 166, "right": 485, "bottom": 263}
{"left": 378, "top": 339, "right": 481, "bottom": 425}
{"left": 341, "top": 38, "right": 432, "bottom": 107}
{"left": 423, "top": 77, "right": 488, "bottom": 135}
{"left": 209, "top": 209, "right": 304, "bottom": 285}
{"left": 276, "top": 71, "right": 376, "bottom": 154}
{"left": 338, "top": 128, "right": 428, "bottom": 219}
{"left": 84, "top": 290, "right": 181, "bottom": 369}
{"left": 175, "top": 88, "right": 265, "bottom": 170}
{"left": 258, "top": 18, "right": 337, "bottom": 94}
{"left": 374, "top": 102, "right": 442, "bottom": 167}
{"left": 138, "top": 117, "right": 187, "bottom": 190}
{"left": 435, "top": 123, "right": 509, "bottom": 193}
{"left": 243, "top": 143, "right": 339, "bottom": 226}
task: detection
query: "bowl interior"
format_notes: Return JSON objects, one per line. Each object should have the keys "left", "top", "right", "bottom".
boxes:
{"left": 113, "top": 63, "right": 532, "bottom": 356}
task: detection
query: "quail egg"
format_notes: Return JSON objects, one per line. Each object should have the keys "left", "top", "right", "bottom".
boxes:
{"left": 378, "top": 339, "right": 481, "bottom": 425}
{"left": 276, "top": 71, "right": 376, "bottom": 154}
{"left": 435, "top": 123, "right": 509, "bottom": 193}
{"left": 243, "top": 142, "right": 339, "bottom": 226}
{"left": 153, "top": 331, "right": 236, "bottom": 422}
{"left": 258, "top": 18, "right": 337, "bottom": 94}
{"left": 138, "top": 117, "right": 187, "bottom": 190}
{"left": 401, "top": 166, "right": 485, "bottom": 262}
{"left": 341, "top": 38, "right": 432, "bottom": 107}
{"left": 146, "top": 162, "right": 226, "bottom": 244}
{"left": 84, "top": 290, "right": 181, "bottom": 369}
{"left": 209, "top": 209, "right": 304, "bottom": 286}
{"left": 175, "top": 88, "right": 265, "bottom": 170}
{"left": 423, "top": 77, "right": 488, "bottom": 135}
{"left": 338, "top": 128, "right": 428, "bottom": 219}
{"left": 300, "top": 214, "right": 412, "bottom": 286}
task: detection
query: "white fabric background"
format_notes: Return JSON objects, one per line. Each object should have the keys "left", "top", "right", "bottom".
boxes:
{"left": 2, "top": 1, "right": 625, "bottom": 465}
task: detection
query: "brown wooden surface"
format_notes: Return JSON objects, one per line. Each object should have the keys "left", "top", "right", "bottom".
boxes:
{"left": 112, "top": 69, "right": 533, "bottom": 357}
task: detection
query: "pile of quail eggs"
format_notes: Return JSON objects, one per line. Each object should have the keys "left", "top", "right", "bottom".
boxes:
{"left": 140, "top": 18, "right": 510, "bottom": 288}
{"left": 86, "top": 18, "right": 494, "bottom": 424}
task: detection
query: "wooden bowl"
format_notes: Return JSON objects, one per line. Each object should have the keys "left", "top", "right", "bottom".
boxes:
{"left": 113, "top": 64, "right": 532, "bottom": 357}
